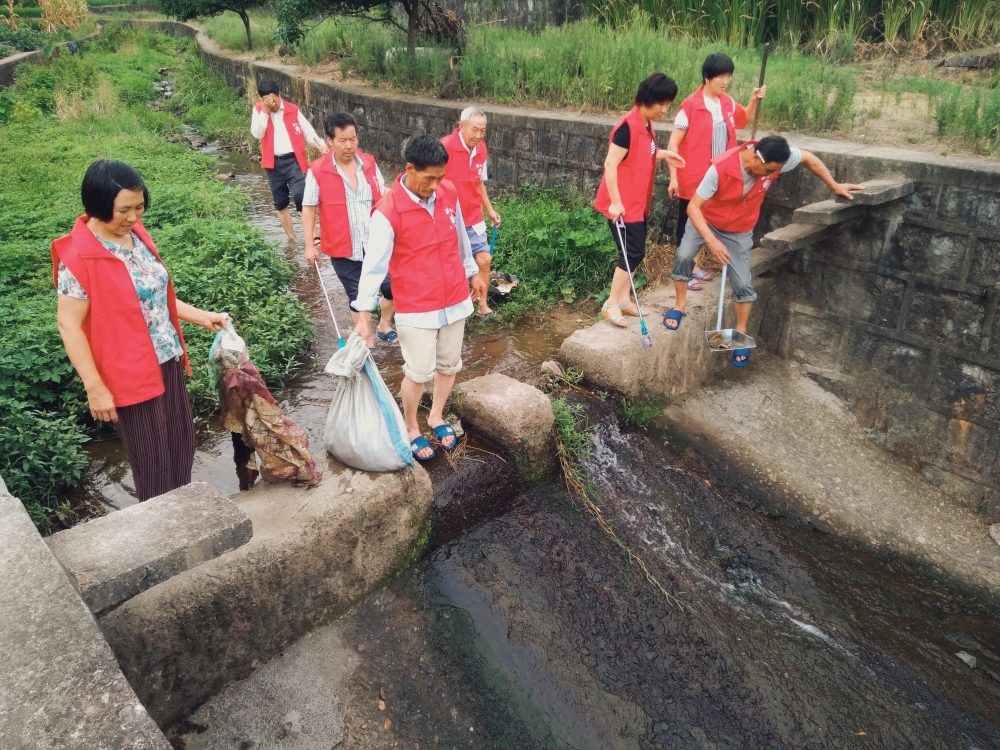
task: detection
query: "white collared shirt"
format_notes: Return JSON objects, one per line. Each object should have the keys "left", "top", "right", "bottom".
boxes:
{"left": 302, "top": 154, "right": 387, "bottom": 261}
{"left": 352, "top": 177, "right": 478, "bottom": 329}
{"left": 250, "top": 100, "right": 326, "bottom": 155}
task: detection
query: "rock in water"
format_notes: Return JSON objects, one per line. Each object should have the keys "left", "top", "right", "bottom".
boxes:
{"left": 956, "top": 651, "right": 977, "bottom": 668}
{"left": 540, "top": 360, "right": 565, "bottom": 378}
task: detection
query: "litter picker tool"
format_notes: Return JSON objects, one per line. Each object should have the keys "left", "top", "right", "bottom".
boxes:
{"left": 750, "top": 43, "right": 769, "bottom": 142}
{"left": 614, "top": 216, "right": 652, "bottom": 349}
{"left": 704, "top": 265, "right": 757, "bottom": 353}
{"left": 313, "top": 258, "right": 345, "bottom": 349}
{"left": 489, "top": 223, "right": 497, "bottom": 255}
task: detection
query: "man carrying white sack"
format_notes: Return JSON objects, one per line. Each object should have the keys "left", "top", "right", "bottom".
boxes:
{"left": 352, "top": 134, "right": 488, "bottom": 462}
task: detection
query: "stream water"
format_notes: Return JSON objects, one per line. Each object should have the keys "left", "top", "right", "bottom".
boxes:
{"left": 87, "top": 142, "right": 1000, "bottom": 748}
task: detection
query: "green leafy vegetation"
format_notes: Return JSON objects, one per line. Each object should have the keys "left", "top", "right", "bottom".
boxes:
{"left": 618, "top": 391, "right": 665, "bottom": 430}
{"left": 0, "top": 25, "right": 311, "bottom": 526}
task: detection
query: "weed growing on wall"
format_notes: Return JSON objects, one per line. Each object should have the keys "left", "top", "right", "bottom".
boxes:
{"left": 0, "top": 26, "right": 312, "bottom": 525}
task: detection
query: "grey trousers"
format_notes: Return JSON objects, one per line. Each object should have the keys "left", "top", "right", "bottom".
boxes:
{"left": 670, "top": 219, "right": 757, "bottom": 303}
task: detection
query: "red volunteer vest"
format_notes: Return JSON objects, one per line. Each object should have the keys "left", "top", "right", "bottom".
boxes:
{"left": 700, "top": 142, "right": 779, "bottom": 234}
{"left": 51, "top": 218, "right": 191, "bottom": 408}
{"left": 375, "top": 176, "right": 470, "bottom": 314}
{"left": 675, "top": 87, "right": 748, "bottom": 200}
{"left": 311, "top": 151, "right": 384, "bottom": 259}
{"left": 255, "top": 99, "right": 308, "bottom": 173}
{"left": 594, "top": 107, "right": 657, "bottom": 223}
{"left": 441, "top": 129, "right": 488, "bottom": 227}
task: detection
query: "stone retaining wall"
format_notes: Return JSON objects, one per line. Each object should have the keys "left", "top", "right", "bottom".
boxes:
{"left": 0, "top": 33, "right": 98, "bottom": 89}
{"left": 755, "top": 136, "right": 1000, "bottom": 512}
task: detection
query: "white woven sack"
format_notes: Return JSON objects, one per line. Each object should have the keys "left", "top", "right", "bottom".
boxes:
{"left": 324, "top": 333, "right": 412, "bottom": 472}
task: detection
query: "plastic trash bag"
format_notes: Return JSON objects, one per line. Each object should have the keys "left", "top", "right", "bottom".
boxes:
{"left": 324, "top": 333, "right": 413, "bottom": 472}
{"left": 209, "top": 321, "right": 322, "bottom": 485}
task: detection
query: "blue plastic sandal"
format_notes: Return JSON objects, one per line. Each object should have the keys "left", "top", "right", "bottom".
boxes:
{"left": 376, "top": 330, "right": 399, "bottom": 343}
{"left": 410, "top": 435, "right": 436, "bottom": 461}
{"left": 663, "top": 309, "right": 684, "bottom": 331}
{"left": 732, "top": 348, "right": 751, "bottom": 368}
{"left": 431, "top": 423, "right": 458, "bottom": 450}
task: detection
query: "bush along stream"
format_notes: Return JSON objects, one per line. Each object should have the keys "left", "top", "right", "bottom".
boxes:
{"left": 0, "top": 25, "right": 312, "bottom": 531}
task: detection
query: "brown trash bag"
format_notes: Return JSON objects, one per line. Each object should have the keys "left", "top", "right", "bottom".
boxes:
{"left": 210, "top": 324, "right": 321, "bottom": 485}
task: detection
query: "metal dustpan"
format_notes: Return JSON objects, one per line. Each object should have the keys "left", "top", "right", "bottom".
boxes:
{"left": 705, "top": 265, "right": 757, "bottom": 352}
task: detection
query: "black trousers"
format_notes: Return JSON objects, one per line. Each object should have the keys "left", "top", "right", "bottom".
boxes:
{"left": 676, "top": 198, "right": 690, "bottom": 246}
{"left": 609, "top": 218, "right": 647, "bottom": 272}
{"left": 265, "top": 153, "right": 307, "bottom": 212}
{"left": 115, "top": 358, "right": 196, "bottom": 502}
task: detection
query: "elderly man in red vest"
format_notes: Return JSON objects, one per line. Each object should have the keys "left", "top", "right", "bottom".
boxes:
{"left": 250, "top": 81, "right": 327, "bottom": 242}
{"left": 303, "top": 111, "right": 395, "bottom": 348}
{"left": 441, "top": 106, "right": 501, "bottom": 317}
{"left": 353, "top": 135, "right": 488, "bottom": 462}
{"left": 665, "top": 135, "right": 864, "bottom": 367}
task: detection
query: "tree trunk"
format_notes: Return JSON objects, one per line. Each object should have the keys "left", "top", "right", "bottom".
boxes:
{"left": 238, "top": 8, "right": 253, "bottom": 50}
{"left": 405, "top": 0, "right": 418, "bottom": 58}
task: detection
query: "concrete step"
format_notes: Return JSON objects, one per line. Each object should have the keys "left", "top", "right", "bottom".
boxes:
{"left": 835, "top": 178, "right": 915, "bottom": 205}
{"left": 751, "top": 245, "right": 795, "bottom": 276}
{"left": 0, "top": 480, "right": 172, "bottom": 748}
{"left": 46, "top": 482, "right": 252, "bottom": 614}
{"left": 792, "top": 199, "right": 867, "bottom": 226}
{"left": 760, "top": 222, "right": 827, "bottom": 252}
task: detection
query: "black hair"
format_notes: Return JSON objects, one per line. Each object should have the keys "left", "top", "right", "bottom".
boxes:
{"left": 756, "top": 135, "right": 792, "bottom": 164}
{"left": 702, "top": 52, "right": 735, "bottom": 83}
{"left": 324, "top": 111, "right": 358, "bottom": 138}
{"left": 634, "top": 72, "right": 678, "bottom": 107}
{"left": 257, "top": 81, "right": 280, "bottom": 97}
{"left": 404, "top": 134, "right": 449, "bottom": 170}
{"left": 81, "top": 160, "right": 149, "bottom": 222}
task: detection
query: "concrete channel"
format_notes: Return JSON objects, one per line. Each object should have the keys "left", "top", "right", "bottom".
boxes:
{"left": 2, "top": 20, "right": 1000, "bottom": 748}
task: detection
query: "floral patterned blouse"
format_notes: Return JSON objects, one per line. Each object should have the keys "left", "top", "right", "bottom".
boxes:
{"left": 57, "top": 232, "right": 184, "bottom": 364}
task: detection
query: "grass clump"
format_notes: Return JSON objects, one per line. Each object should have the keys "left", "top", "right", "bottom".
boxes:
{"left": 619, "top": 391, "right": 665, "bottom": 430}
{"left": 0, "top": 26, "right": 312, "bottom": 526}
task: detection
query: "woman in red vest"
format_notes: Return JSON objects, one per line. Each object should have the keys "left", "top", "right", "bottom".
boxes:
{"left": 594, "top": 73, "right": 685, "bottom": 328}
{"left": 53, "top": 160, "right": 226, "bottom": 501}
{"left": 665, "top": 136, "right": 863, "bottom": 367}
{"left": 667, "top": 53, "right": 765, "bottom": 291}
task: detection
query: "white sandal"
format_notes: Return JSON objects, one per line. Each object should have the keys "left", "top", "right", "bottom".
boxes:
{"left": 600, "top": 302, "right": 628, "bottom": 328}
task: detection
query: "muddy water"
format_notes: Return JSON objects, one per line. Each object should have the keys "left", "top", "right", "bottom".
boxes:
{"left": 325, "top": 399, "right": 1000, "bottom": 749}
{"left": 105, "top": 143, "right": 1000, "bottom": 748}
{"left": 84, "top": 148, "right": 579, "bottom": 507}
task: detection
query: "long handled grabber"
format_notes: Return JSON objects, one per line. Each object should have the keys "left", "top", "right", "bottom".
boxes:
{"left": 614, "top": 216, "right": 652, "bottom": 349}
{"left": 489, "top": 223, "right": 497, "bottom": 255}
{"left": 750, "top": 43, "right": 770, "bottom": 141}
{"left": 704, "top": 264, "right": 756, "bottom": 353}
{"left": 313, "top": 258, "right": 345, "bottom": 349}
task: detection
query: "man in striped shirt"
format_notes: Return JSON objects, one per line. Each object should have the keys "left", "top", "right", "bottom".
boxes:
{"left": 303, "top": 112, "right": 396, "bottom": 347}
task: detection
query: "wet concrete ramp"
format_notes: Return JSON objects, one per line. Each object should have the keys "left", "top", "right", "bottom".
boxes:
{"left": 659, "top": 354, "right": 1000, "bottom": 604}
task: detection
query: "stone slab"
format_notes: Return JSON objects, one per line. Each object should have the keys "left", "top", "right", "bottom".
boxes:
{"left": 452, "top": 373, "right": 555, "bottom": 481}
{"left": 659, "top": 357, "right": 1000, "bottom": 605}
{"left": 792, "top": 199, "right": 868, "bottom": 226}
{"left": 0, "top": 479, "right": 171, "bottom": 750}
{"left": 834, "top": 178, "right": 915, "bottom": 205}
{"left": 98, "top": 464, "right": 433, "bottom": 727}
{"left": 47, "top": 482, "right": 252, "bottom": 614}
{"left": 760, "top": 222, "right": 827, "bottom": 252}
{"left": 750, "top": 245, "right": 796, "bottom": 276}
{"left": 177, "top": 626, "right": 358, "bottom": 750}
{"left": 939, "top": 47, "right": 1000, "bottom": 70}
{"left": 559, "top": 275, "right": 775, "bottom": 401}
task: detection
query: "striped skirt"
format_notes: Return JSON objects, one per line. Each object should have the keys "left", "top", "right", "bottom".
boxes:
{"left": 115, "top": 358, "right": 196, "bottom": 502}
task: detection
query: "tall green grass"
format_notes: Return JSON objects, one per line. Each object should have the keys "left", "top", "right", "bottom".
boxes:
{"left": 585, "top": 0, "right": 1000, "bottom": 45}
